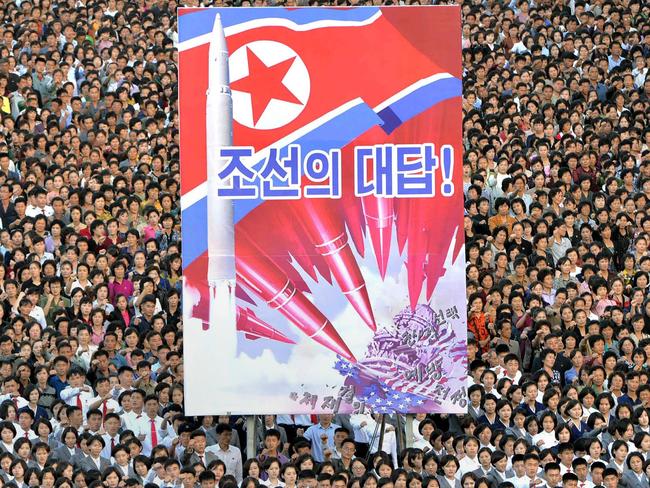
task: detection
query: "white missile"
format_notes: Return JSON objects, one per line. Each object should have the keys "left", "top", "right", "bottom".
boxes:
{"left": 206, "top": 13, "right": 235, "bottom": 286}
{"left": 205, "top": 13, "right": 236, "bottom": 359}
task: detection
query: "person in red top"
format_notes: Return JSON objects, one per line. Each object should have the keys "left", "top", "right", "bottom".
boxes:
{"left": 468, "top": 292, "right": 490, "bottom": 353}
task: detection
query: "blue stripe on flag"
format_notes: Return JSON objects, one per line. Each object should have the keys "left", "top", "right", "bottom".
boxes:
{"left": 182, "top": 193, "right": 208, "bottom": 268}
{"left": 179, "top": 7, "right": 381, "bottom": 43}
{"left": 378, "top": 76, "right": 462, "bottom": 134}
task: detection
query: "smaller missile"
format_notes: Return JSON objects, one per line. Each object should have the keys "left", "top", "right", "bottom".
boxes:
{"left": 237, "top": 307, "right": 295, "bottom": 344}
{"left": 407, "top": 200, "right": 429, "bottom": 310}
{"left": 197, "top": 303, "right": 295, "bottom": 344}
{"left": 363, "top": 196, "right": 394, "bottom": 280}
{"left": 236, "top": 230, "right": 356, "bottom": 362}
{"left": 395, "top": 198, "right": 410, "bottom": 254}
{"left": 341, "top": 194, "right": 366, "bottom": 257}
{"left": 293, "top": 199, "right": 376, "bottom": 331}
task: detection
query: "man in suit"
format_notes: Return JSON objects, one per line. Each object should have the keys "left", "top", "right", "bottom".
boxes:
{"left": 80, "top": 434, "right": 111, "bottom": 472}
{"left": 181, "top": 430, "right": 218, "bottom": 468}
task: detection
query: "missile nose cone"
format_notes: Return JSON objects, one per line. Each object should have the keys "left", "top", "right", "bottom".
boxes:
{"left": 344, "top": 286, "right": 377, "bottom": 331}
{"left": 209, "top": 12, "right": 230, "bottom": 90}
{"left": 211, "top": 13, "right": 226, "bottom": 50}
{"left": 312, "top": 323, "right": 357, "bottom": 363}
{"left": 237, "top": 306, "right": 296, "bottom": 344}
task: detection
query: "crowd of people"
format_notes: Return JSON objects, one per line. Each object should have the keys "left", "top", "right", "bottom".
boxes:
{"left": 461, "top": 2, "right": 650, "bottom": 488}
{"left": 0, "top": 1, "right": 648, "bottom": 488}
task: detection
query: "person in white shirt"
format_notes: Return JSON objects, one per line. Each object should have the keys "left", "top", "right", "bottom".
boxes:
{"left": 69, "top": 263, "right": 92, "bottom": 292}
{"left": 14, "top": 289, "right": 47, "bottom": 330}
{"left": 558, "top": 443, "right": 575, "bottom": 476}
{"left": 84, "top": 409, "right": 103, "bottom": 436}
{"left": 413, "top": 418, "right": 435, "bottom": 451}
{"left": 25, "top": 187, "right": 53, "bottom": 218}
{"left": 505, "top": 456, "right": 526, "bottom": 487}
{"left": 162, "top": 418, "right": 193, "bottom": 460}
{"left": 60, "top": 369, "right": 94, "bottom": 418}
{"left": 265, "top": 457, "right": 285, "bottom": 488}
{"left": 532, "top": 412, "right": 559, "bottom": 450}
{"left": 14, "top": 410, "right": 36, "bottom": 441}
{"left": 206, "top": 423, "right": 243, "bottom": 483}
{"left": 121, "top": 390, "right": 145, "bottom": 433}
{"left": 29, "top": 236, "right": 54, "bottom": 264}
{"left": 101, "top": 413, "right": 122, "bottom": 458}
{"left": 498, "top": 354, "right": 523, "bottom": 384}
{"left": 632, "top": 56, "right": 648, "bottom": 88}
{"left": 458, "top": 436, "right": 481, "bottom": 478}
{"left": 411, "top": 413, "right": 427, "bottom": 444}
{"left": 88, "top": 377, "right": 119, "bottom": 417}
{"left": 0, "top": 377, "right": 28, "bottom": 409}
{"left": 572, "top": 458, "right": 594, "bottom": 488}
{"left": 74, "top": 328, "right": 98, "bottom": 371}
{"left": 365, "top": 415, "right": 398, "bottom": 468}
{"left": 513, "top": 454, "right": 547, "bottom": 488}
{"left": 137, "top": 395, "right": 166, "bottom": 456}
{"left": 276, "top": 415, "right": 312, "bottom": 438}
{"left": 561, "top": 473, "right": 580, "bottom": 488}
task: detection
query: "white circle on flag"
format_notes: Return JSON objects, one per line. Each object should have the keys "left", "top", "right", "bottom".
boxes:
{"left": 229, "top": 40, "right": 310, "bottom": 130}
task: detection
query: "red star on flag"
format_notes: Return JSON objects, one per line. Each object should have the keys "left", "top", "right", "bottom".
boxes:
{"left": 231, "top": 47, "right": 303, "bottom": 126}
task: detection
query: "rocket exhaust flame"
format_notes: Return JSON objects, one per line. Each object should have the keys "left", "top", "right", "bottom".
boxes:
{"left": 209, "top": 281, "right": 237, "bottom": 359}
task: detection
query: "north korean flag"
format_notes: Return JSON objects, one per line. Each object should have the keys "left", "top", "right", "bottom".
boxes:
{"left": 178, "top": 6, "right": 462, "bottom": 197}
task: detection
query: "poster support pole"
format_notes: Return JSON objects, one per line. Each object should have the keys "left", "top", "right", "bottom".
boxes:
{"left": 395, "top": 414, "right": 405, "bottom": 454}
{"left": 377, "top": 414, "right": 386, "bottom": 456}
{"left": 405, "top": 414, "right": 415, "bottom": 448}
{"left": 246, "top": 415, "right": 256, "bottom": 459}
